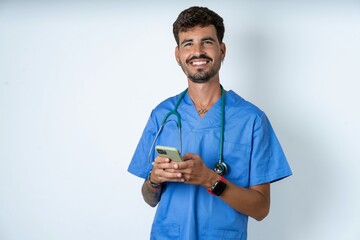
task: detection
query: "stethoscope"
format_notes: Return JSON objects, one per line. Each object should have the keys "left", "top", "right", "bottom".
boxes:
{"left": 147, "top": 86, "right": 228, "bottom": 176}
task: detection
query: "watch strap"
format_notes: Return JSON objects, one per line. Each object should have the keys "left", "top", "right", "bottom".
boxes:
{"left": 148, "top": 170, "right": 162, "bottom": 189}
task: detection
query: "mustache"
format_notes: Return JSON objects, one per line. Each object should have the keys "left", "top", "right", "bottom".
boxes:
{"left": 186, "top": 54, "right": 213, "bottom": 63}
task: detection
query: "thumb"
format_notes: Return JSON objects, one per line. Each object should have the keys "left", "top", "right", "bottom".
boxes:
{"left": 183, "top": 152, "right": 196, "bottom": 160}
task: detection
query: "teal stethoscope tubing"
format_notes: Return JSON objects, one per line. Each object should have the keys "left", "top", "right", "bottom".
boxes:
{"left": 147, "top": 86, "right": 225, "bottom": 167}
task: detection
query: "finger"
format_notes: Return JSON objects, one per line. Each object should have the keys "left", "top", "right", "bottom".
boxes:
{"left": 182, "top": 153, "right": 192, "bottom": 160}
{"left": 158, "top": 171, "right": 184, "bottom": 182}
{"left": 155, "top": 162, "right": 177, "bottom": 171}
{"left": 173, "top": 163, "right": 180, "bottom": 169}
{"left": 154, "top": 157, "right": 170, "bottom": 164}
{"left": 183, "top": 152, "right": 199, "bottom": 161}
{"left": 153, "top": 157, "right": 172, "bottom": 171}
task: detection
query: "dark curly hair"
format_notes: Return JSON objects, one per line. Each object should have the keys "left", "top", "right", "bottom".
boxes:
{"left": 173, "top": 6, "right": 225, "bottom": 46}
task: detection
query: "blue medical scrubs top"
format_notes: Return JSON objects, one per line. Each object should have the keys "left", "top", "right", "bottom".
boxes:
{"left": 128, "top": 90, "right": 292, "bottom": 240}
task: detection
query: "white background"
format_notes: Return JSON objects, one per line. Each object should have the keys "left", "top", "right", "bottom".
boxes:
{"left": 1, "top": 1, "right": 360, "bottom": 239}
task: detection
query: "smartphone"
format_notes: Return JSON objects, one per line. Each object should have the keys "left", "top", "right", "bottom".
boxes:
{"left": 155, "top": 145, "right": 183, "bottom": 162}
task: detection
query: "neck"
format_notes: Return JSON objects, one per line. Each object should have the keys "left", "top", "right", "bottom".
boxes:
{"left": 187, "top": 81, "right": 222, "bottom": 117}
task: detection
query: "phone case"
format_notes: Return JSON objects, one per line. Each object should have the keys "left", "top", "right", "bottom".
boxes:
{"left": 155, "top": 145, "right": 183, "bottom": 162}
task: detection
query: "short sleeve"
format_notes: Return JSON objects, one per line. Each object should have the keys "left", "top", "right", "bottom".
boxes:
{"left": 249, "top": 113, "right": 292, "bottom": 186}
{"left": 128, "top": 111, "right": 158, "bottom": 179}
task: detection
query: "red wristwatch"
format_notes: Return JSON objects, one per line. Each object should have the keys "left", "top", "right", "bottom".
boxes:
{"left": 208, "top": 176, "right": 227, "bottom": 196}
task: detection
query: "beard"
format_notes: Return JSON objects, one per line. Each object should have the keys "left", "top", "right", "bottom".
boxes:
{"left": 179, "top": 54, "right": 220, "bottom": 83}
{"left": 187, "top": 68, "right": 217, "bottom": 83}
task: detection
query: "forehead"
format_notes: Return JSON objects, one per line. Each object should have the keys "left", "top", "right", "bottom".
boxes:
{"left": 178, "top": 25, "right": 218, "bottom": 42}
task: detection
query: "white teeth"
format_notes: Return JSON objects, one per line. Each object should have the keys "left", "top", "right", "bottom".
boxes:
{"left": 192, "top": 61, "right": 207, "bottom": 66}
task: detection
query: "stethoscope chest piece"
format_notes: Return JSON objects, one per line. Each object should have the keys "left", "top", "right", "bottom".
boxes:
{"left": 214, "top": 160, "right": 228, "bottom": 176}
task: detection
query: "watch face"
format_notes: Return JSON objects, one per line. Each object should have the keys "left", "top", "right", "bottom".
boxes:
{"left": 212, "top": 180, "right": 227, "bottom": 196}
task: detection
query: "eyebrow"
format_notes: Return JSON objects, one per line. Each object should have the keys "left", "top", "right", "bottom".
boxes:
{"left": 180, "top": 39, "right": 193, "bottom": 46}
{"left": 202, "top": 37, "right": 216, "bottom": 42}
{"left": 180, "top": 37, "right": 217, "bottom": 46}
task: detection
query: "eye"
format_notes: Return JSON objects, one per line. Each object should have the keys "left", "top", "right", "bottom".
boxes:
{"left": 183, "top": 42, "right": 192, "bottom": 47}
{"left": 203, "top": 40, "right": 214, "bottom": 45}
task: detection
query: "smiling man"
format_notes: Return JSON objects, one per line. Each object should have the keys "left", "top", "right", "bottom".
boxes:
{"left": 176, "top": 25, "right": 224, "bottom": 84}
{"left": 128, "top": 6, "right": 292, "bottom": 239}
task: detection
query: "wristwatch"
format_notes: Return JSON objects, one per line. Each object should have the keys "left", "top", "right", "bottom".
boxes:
{"left": 208, "top": 176, "right": 227, "bottom": 196}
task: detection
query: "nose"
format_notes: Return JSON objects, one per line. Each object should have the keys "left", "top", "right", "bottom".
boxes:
{"left": 192, "top": 42, "right": 205, "bottom": 55}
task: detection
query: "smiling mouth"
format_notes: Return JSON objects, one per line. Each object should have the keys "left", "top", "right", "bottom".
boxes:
{"left": 186, "top": 54, "right": 212, "bottom": 67}
{"left": 189, "top": 59, "right": 210, "bottom": 66}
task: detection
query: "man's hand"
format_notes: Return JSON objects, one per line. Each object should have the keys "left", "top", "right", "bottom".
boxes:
{"left": 174, "top": 153, "right": 218, "bottom": 187}
{"left": 150, "top": 156, "right": 184, "bottom": 184}
{"left": 151, "top": 153, "right": 218, "bottom": 188}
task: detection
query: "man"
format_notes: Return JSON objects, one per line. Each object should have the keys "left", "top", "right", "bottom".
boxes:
{"left": 128, "top": 6, "right": 292, "bottom": 239}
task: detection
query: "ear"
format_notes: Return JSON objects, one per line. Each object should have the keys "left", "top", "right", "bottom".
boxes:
{"left": 220, "top": 42, "right": 226, "bottom": 61}
{"left": 175, "top": 46, "right": 180, "bottom": 64}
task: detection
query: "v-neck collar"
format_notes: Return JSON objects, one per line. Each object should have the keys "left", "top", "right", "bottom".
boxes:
{"left": 180, "top": 91, "right": 224, "bottom": 129}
